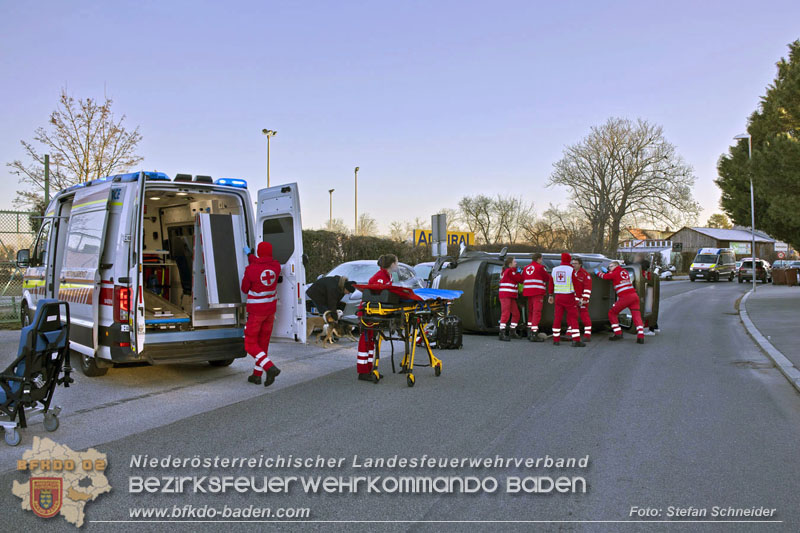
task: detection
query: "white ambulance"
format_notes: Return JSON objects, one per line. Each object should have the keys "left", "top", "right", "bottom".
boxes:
{"left": 17, "top": 172, "right": 307, "bottom": 376}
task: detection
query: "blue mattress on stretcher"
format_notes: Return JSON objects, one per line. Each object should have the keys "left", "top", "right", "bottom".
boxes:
{"left": 412, "top": 288, "right": 463, "bottom": 300}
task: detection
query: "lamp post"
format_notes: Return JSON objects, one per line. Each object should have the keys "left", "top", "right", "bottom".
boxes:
{"left": 734, "top": 133, "right": 756, "bottom": 293}
{"left": 354, "top": 166, "right": 359, "bottom": 235}
{"left": 261, "top": 129, "right": 277, "bottom": 187}
{"left": 328, "top": 189, "right": 335, "bottom": 229}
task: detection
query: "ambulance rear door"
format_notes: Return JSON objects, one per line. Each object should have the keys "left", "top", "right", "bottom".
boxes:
{"left": 256, "top": 183, "right": 306, "bottom": 342}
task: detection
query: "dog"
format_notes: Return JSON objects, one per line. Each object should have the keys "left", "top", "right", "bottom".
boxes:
{"left": 308, "top": 311, "right": 358, "bottom": 345}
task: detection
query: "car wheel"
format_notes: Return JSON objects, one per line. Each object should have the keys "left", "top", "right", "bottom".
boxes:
{"left": 690, "top": 277, "right": 695, "bottom": 282}
{"left": 77, "top": 351, "right": 109, "bottom": 377}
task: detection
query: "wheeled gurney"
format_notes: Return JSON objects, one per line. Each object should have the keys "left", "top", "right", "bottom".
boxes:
{"left": 351, "top": 286, "right": 462, "bottom": 387}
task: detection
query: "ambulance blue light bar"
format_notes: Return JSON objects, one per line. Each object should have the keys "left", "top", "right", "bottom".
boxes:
{"left": 215, "top": 178, "right": 248, "bottom": 189}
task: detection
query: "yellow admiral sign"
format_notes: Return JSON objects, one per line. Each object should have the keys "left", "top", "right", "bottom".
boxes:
{"left": 412, "top": 230, "right": 474, "bottom": 247}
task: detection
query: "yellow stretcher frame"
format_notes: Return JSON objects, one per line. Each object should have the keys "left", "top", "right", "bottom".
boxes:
{"left": 359, "top": 300, "right": 447, "bottom": 387}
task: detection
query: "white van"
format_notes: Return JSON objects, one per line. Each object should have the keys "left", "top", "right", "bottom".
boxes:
{"left": 18, "top": 172, "right": 307, "bottom": 377}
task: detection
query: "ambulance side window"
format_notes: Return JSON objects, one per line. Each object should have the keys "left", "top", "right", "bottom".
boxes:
{"left": 262, "top": 217, "right": 294, "bottom": 264}
{"left": 31, "top": 220, "right": 52, "bottom": 267}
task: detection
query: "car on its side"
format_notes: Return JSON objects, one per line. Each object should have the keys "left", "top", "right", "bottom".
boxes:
{"left": 430, "top": 250, "right": 659, "bottom": 333}
{"left": 737, "top": 258, "right": 772, "bottom": 283}
{"left": 325, "top": 260, "right": 425, "bottom": 316}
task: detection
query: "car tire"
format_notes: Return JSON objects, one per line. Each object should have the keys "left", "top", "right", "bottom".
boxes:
{"left": 690, "top": 277, "right": 695, "bottom": 282}
{"left": 76, "top": 351, "right": 109, "bottom": 377}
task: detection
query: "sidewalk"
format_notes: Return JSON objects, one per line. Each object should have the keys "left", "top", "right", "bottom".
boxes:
{"left": 740, "top": 284, "right": 800, "bottom": 393}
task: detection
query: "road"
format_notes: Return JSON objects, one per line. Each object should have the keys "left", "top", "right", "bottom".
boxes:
{"left": 1, "top": 280, "right": 799, "bottom": 531}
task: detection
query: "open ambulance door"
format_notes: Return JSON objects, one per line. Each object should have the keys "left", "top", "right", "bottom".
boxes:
{"left": 256, "top": 183, "right": 306, "bottom": 343}
{"left": 129, "top": 172, "right": 147, "bottom": 354}
{"left": 60, "top": 181, "right": 113, "bottom": 354}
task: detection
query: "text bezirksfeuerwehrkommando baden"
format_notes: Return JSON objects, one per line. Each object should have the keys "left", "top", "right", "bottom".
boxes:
{"left": 128, "top": 454, "right": 590, "bottom": 495}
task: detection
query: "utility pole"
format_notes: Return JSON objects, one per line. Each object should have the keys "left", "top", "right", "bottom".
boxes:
{"left": 354, "top": 166, "right": 359, "bottom": 235}
{"left": 328, "top": 189, "right": 335, "bottom": 229}
{"left": 734, "top": 133, "right": 756, "bottom": 293}
{"left": 262, "top": 129, "right": 277, "bottom": 187}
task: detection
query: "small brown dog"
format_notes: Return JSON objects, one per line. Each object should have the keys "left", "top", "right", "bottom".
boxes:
{"left": 308, "top": 311, "right": 357, "bottom": 345}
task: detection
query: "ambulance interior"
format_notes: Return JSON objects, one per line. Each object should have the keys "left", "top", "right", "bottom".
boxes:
{"left": 141, "top": 188, "right": 247, "bottom": 330}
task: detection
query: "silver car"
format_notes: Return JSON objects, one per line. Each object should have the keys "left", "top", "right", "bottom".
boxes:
{"left": 325, "top": 260, "right": 425, "bottom": 316}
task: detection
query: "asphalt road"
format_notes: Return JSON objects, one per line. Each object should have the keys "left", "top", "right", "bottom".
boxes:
{"left": 2, "top": 280, "right": 799, "bottom": 532}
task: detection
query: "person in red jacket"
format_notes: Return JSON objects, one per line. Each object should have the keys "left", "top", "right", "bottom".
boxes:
{"left": 498, "top": 256, "right": 524, "bottom": 341}
{"left": 548, "top": 253, "right": 585, "bottom": 347}
{"left": 595, "top": 260, "right": 644, "bottom": 344}
{"left": 356, "top": 254, "right": 397, "bottom": 382}
{"left": 241, "top": 241, "right": 282, "bottom": 386}
{"left": 571, "top": 256, "right": 593, "bottom": 342}
{"left": 522, "top": 252, "right": 549, "bottom": 342}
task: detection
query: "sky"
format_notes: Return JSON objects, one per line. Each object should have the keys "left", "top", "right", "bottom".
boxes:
{"left": 1, "top": 0, "right": 798, "bottom": 234}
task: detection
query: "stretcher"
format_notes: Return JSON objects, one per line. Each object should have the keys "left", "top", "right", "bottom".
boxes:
{"left": 353, "top": 285, "right": 463, "bottom": 387}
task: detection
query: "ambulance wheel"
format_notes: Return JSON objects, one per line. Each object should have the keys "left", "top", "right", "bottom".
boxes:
{"left": 407, "top": 374, "right": 415, "bottom": 387}
{"left": 43, "top": 414, "right": 59, "bottom": 432}
{"left": 209, "top": 358, "right": 234, "bottom": 367}
{"left": 434, "top": 363, "right": 442, "bottom": 377}
{"left": 4, "top": 429, "right": 20, "bottom": 447}
{"left": 77, "top": 352, "right": 109, "bottom": 377}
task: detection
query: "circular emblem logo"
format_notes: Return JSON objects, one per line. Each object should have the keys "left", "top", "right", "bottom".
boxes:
{"left": 525, "top": 265, "right": 535, "bottom": 275}
{"left": 260, "top": 269, "right": 277, "bottom": 286}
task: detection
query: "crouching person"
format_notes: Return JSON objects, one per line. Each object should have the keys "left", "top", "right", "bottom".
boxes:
{"left": 241, "top": 241, "right": 282, "bottom": 386}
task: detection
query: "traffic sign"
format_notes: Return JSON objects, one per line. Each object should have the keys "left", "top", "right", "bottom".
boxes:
{"left": 775, "top": 242, "right": 788, "bottom": 252}
{"left": 777, "top": 251, "right": 786, "bottom": 259}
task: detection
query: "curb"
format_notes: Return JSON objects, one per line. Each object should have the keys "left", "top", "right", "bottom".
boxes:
{"left": 739, "top": 290, "right": 800, "bottom": 394}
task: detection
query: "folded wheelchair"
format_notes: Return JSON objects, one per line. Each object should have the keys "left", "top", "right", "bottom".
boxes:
{"left": 0, "top": 299, "right": 73, "bottom": 446}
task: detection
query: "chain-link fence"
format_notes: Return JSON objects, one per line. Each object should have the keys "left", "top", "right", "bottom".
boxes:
{"left": 0, "top": 210, "right": 37, "bottom": 327}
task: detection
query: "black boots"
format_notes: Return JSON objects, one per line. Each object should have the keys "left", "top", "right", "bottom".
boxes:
{"left": 571, "top": 340, "right": 586, "bottom": 347}
{"left": 358, "top": 373, "right": 378, "bottom": 383}
{"left": 509, "top": 327, "right": 521, "bottom": 340}
{"left": 499, "top": 329, "right": 510, "bottom": 341}
{"left": 264, "top": 365, "right": 281, "bottom": 386}
{"left": 609, "top": 334, "right": 623, "bottom": 341}
{"left": 528, "top": 328, "right": 544, "bottom": 342}
{"left": 636, "top": 338, "right": 644, "bottom": 344}
{"left": 247, "top": 374, "right": 262, "bottom": 385}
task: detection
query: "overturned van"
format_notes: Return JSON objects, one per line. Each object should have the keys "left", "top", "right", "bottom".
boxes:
{"left": 18, "top": 172, "right": 306, "bottom": 377}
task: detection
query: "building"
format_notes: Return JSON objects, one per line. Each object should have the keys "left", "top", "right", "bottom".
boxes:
{"left": 617, "top": 228, "right": 674, "bottom": 254}
{"left": 667, "top": 227, "right": 776, "bottom": 258}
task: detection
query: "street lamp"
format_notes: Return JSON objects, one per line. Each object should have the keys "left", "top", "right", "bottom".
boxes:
{"left": 354, "top": 166, "right": 359, "bottom": 235}
{"left": 734, "top": 133, "right": 756, "bottom": 293}
{"left": 261, "top": 129, "right": 277, "bottom": 187}
{"left": 328, "top": 189, "right": 335, "bottom": 229}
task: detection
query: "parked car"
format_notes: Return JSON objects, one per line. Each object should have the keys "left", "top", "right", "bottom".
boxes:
{"left": 772, "top": 260, "right": 800, "bottom": 269}
{"left": 430, "top": 250, "right": 659, "bottom": 333}
{"left": 324, "top": 260, "right": 425, "bottom": 316}
{"left": 738, "top": 259, "right": 772, "bottom": 283}
{"left": 414, "top": 261, "right": 450, "bottom": 287}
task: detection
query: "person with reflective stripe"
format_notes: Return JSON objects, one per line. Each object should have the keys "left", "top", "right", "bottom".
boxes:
{"left": 596, "top": 260, "right": 644, "bottom": 344}
{"left": 571, "top": 256, "right": 593, "bottom": 342}
{"left": 522, "top": 252, "right": 549, "bottom": 342}
{"left": 241, "top": 241, "right": 282, "bottom": 385}
{"left": 547, "top": 253, "right": 585, "bottom": 347}
{"left": 356, "top": 254, "right": 396, "bottom": 382}
{"left": 498, "top": 257, "right": 524, "bottom": 341}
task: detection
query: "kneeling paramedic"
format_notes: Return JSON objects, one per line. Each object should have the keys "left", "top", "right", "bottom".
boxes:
{"left": 548, "top": 253, "right": 585, "bottom": 347}
{"left": 241, "top": 242, "right": 282, "bottom": 385}
{"left": 596, "top": 260, "right": 644, "bottom": 344}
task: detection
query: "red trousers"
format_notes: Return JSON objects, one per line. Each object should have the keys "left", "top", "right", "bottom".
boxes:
{"left": 499, "top": 298, "right": 520, "bottom": 329}
{"left": 576, "top": 299, "right": 592, "bottom": 339}
{"left": 609, "top": 292, "right": 644, "bottom": 339}
{"left": 245, "top": 312, "right": 275, "bottom": 375}
{"left": 357, "top": 330, "right": 375, "bottom": 374}
{"left": 552, "top": 294, "right": 579, "bottom": 341}
{"left": 526, "top": 295, "right": 544, "bottom": 331}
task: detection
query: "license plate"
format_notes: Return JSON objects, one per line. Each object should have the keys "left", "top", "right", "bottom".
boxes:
{"left": 696, "top": 273, "right": 704, "bottom": 277}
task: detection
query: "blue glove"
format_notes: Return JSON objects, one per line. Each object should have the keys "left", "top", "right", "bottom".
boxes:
{"left": 243, "top": 245, "right": 253, "bottom": 255}
{"left": 593, "top": 268, "right": 600, "bottom": 275}
{"left": 601, "top": 266, "right": 608, "bottom": 273}
{"left": 516, "top": 267, "right": 522, "bottom": 273}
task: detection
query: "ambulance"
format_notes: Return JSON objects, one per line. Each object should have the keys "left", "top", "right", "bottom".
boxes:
{"left": 689, "top": 248, "right": 737, "bottom": 282}
{"left": 17, "top": 172, "right": 306, "bottom": 377}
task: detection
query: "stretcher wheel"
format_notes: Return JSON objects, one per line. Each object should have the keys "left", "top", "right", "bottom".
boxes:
{"left": 407, "top": 374, "right": 415, "bottom": 387}
{"left": 434, "top": 363, "right": 442, "bottom": 377}
{"left": 5, "top": 429, "right": 20, "bottom": 446}
{"left": 372, "top": 370, "right": 382, "bottom": 383}
{"left": 44, "top": 413, "right": 59, "bottom": 432}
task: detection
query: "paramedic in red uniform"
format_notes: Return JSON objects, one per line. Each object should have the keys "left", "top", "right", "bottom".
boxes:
{"left": 498, "top": 256, "right": 524, "bottom": 341}
{"left": 547, "top": 253, "right": 585, "bottom": 347}
{"left": 241, "top": 241, "right": 282, "bottom": 386}
{"left": 522, "top": 252, "right": 549, "bottom": 342}
{"left": 571, "top": 256, "right": 593, "bottom": 342}
{"left": 596, "top": 260, "right": 645, "bottom": 344}
{"left": 356, "top": 254, "right": 397, "bottom": 382}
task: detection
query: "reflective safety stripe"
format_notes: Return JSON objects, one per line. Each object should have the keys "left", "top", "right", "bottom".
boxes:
{"left": 523, "top": 280, "right": 546, "bottom": 286}
{"left": 248, "top": 290, "right": 276, "bottom": 297}
{"left": 583, "top": 291, "right": 592, "bottom": 297}
{"left": 247, "top": 296, "right": 277, "bottom": 304}
{"left": 510, "top": 323, "right": 517, "bottom": 328}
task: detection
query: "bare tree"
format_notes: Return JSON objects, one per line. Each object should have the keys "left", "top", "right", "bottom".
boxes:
{"left": 493, "top": 195, "right": 535, "bottom": 244}
{"left": 7, "top": 89, "right": 143, "bottom": 208}
{"left": 458, "top": 195, "right": 494, "bottom": 244}
{"left": 521, "top": 205, "right": 592, "bottom": 251}
{"left": 356, "top": 213, "right": 378, "bottom": 236}
{"left": 549, "top": 118, "right": 699, "bottom": 255}
{"left": 388, "top": 221, "right": 407, "bottom": 241}
{"left": 324, "top": 218, "right": 350, "bottom": 234}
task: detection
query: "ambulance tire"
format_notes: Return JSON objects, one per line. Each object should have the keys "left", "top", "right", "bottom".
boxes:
{"left": 77, "top": 352, "right": 109, "bottom": 377}
{"left": 209, "top": 358, "right": 235, "bottom": 367}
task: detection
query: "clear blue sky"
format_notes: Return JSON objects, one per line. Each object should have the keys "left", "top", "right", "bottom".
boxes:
{"left": 1, "top": 0, "right": 798, "bottom": 233}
